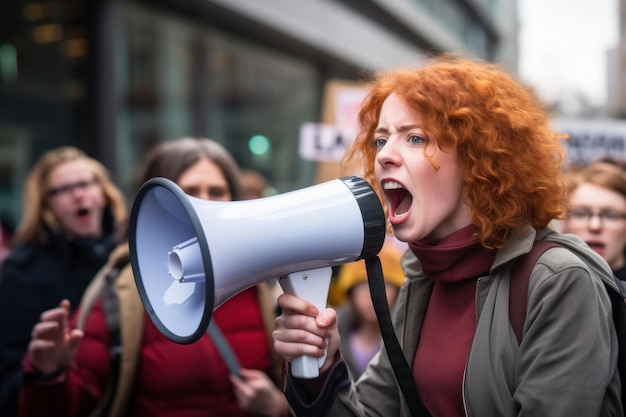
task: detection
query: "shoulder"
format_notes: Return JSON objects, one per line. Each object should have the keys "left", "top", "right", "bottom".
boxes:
{"left": 0, "top": 245, "right": 59, "bottom": 286}
{"left": 3, "top": 245, "right": 38, "bottom": 267}
{"left": 528, "top": 241, "right": 613, "bottom": 314}
{"left": 537, "top": 231, "right": 616, "bottom": 290}
{"left": 531, "top": 244, "right": 598, "bottom": 291}
{"left": 535, "top": 245, "right": 588, "bottom": 275}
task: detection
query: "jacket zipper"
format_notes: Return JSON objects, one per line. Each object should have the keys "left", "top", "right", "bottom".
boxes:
{"left": 461, "top": 276, "right": 482, "bottom": 417}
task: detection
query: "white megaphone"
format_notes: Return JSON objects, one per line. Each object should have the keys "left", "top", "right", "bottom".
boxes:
{"left": 129, "top": 176, "right": 385, "bottom": 378}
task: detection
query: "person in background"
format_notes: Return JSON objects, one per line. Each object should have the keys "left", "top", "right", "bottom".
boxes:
{"left": 599, "top": 155, "right": 626, "bottom": 172}
{"left": 20, "top": 138, "right": 289, "bottom": 417}
{"left": 562, "top": 159, "right": 626, "bottom": 294}
{"left": 240, "top": 168, "right": 272, "bottom": 200}
{"left": 0, "top": 146, "right": 127, "bottom": 417}
{"left": 334, "top": 241, "right": 404, "bottom": 378}
{"left": 271, "top": 54, "right": 622, "bottom": 416}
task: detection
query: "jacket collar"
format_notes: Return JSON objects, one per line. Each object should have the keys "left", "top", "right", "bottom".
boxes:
{"left": 490, "top": 225, "right": 537, "bottom": 273}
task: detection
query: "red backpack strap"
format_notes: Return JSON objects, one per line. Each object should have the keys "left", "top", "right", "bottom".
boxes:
{"left": 509, "top": 241, "right": 560, "bottom": 344}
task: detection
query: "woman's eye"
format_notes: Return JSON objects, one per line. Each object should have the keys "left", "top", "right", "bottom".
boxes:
{"left": 409, "top": 135, "right": 425, "bottom": 145}
{"left": 374, "top": 138, "right": 387, "bottom": 148}
{"left": 182, "top": 187, "right": 198, "bottom": 197}
{"left": 210, "top": 189, "right": 227, "bottom": 198}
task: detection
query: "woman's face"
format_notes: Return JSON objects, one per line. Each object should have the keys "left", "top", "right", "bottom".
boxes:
{"left": 46, "top": 159, "right": 107, "bottom": 240}
{"left": 373, "top": 93, "right": 472, "bottom": 243}
{"left": 563, "top": 182, "right": 626, "bottom": 270}
{"left": 177, "top": 158, "right": 232, "bottom": 202}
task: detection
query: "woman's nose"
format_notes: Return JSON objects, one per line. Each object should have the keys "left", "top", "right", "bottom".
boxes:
{"left": 196, "top": 191, "right": 211, "bottom": 201}
{"left": 588, "top": 214, "right": 603, "bottom": 231}
{"left": 376, "top": 141, "right": 400, "bottom": 167}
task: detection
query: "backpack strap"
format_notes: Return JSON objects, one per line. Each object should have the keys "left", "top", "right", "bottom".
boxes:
{"left": 98, "top": 265, "right": 123, "bottom": 417}
{"left": 77, "top": 244, "right": 142, "bottom": 417}
{"left": 107, "top": 260, "right": 145, "bottom": 417}
{"left": 76, "top": 249, "right": 124, "bottom": 331}
{"left": 83, "top": 264, "right": 124, "bottom": 417}
{"left": 509, "top": 241, "right": 560, "bottom": 345}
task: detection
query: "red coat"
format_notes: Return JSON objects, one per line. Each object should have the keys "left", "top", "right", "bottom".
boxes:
{"left": 20, "top": 286, "right": 274, "bottom": 417}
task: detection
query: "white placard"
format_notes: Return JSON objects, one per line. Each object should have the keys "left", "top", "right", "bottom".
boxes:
{"left": 299, "top": 122, "right": 356, "bottom": 162}
{"left": 552, "top": 118, "right": 626, "bottom": 164}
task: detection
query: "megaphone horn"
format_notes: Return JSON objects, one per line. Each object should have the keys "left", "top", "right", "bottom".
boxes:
{"left": 129, "top": 176, "right": 385, "bottom": 378}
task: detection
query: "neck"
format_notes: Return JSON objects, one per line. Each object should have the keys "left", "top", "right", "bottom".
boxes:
{"left": 611, "top": 255, "right": 625, "bottom": 271}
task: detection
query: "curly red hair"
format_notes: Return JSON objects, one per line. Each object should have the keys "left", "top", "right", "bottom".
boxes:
{"left": 343, "top": 54, "right": 568, "bottom": 249}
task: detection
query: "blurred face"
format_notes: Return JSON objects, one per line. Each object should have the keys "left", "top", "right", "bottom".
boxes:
{"left": 351, "top": 282, "right": 399, "bottom": 323}
{"left": 374, "top": 93, "right": 472, "bottom": 243}
{"left": 177, "top": 158, "right": 232, "bottom": 202}
{"left": 563, "top": 182, "right": 626, "bottom": 270}
{"left": 46, "top": 159, "right": 107, "bottom": 240}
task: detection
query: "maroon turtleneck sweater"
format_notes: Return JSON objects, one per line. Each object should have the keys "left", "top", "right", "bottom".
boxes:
{"left": 409, "top": 225, "right": 496, "bottom": 417}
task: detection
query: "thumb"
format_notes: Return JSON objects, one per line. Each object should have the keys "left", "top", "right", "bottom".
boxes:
{"left": 67, "top": 328, "right": 84, "bottom": 352}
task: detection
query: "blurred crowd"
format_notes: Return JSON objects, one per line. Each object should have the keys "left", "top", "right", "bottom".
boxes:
{"left": 3, "top": 136, "right": 626, "bottom": 416}
{"left": 0, "top": 140, "right": 288, "bottom": 417}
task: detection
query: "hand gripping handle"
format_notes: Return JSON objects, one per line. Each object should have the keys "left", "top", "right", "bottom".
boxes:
{"left": 279, "top": 267, "right": 332, "bottom": 378}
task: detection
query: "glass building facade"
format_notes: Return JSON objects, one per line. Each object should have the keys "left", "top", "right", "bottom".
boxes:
{"left": 0, "top": 0, "right": 517, "bottom": 229}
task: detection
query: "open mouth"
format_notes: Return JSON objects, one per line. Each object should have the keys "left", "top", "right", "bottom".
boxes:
{"left": 586, "top": 241, "right": 605, "bottom": 254}
{"left": 76, "top": 208, "right": 90, "bottom": 219}
{"left": 382, "top": 181, "right": 412, "bottom": 217}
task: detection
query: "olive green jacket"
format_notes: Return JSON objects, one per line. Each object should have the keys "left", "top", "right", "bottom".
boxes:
{"left": 295, "top": 227, "right": 623, "bottom": 417}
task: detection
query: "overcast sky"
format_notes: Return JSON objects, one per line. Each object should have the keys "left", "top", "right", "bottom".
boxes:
{"left": 517, "top": 0, "right": 619, "bottom": 108}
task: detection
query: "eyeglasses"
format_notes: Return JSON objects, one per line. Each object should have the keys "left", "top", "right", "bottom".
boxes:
{"left": 48, "top": 179, "right": 99, "bottom": 197}
{"left": 567, "top": 207, "right": 626, "bottom": 227}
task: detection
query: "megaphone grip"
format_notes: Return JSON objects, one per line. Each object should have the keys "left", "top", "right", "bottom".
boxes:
{"left": 279, "top": 267, "right": 333, "bottom": 379}
{"left": 291, "top": 355, "right": 326, "bottom": 379}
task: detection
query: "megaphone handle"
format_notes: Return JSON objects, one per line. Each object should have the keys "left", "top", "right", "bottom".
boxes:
{"left": 279, "top": 267, "right": 332, "bottom": 379}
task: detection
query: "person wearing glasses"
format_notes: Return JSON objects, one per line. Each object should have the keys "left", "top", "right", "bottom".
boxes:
{"left": 562, "top": 160, "right": 626, "bottom": 295}
{"left": 19, "top": 138, "right": 289, "bottom": 417}
{"left": 0, "top": 146, "right": 127, "bottom": 417}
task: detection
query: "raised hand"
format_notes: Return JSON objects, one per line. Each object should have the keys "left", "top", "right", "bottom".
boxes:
{"left": 27, "top": 299, "right": 84, "bottom": 374}
{"left": 230, "top": 368, "right": 288, "bottom": 417}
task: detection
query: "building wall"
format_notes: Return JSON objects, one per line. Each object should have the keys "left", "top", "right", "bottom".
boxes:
{"left": 0, "top": 0, "right": 517, "bottom": 228}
